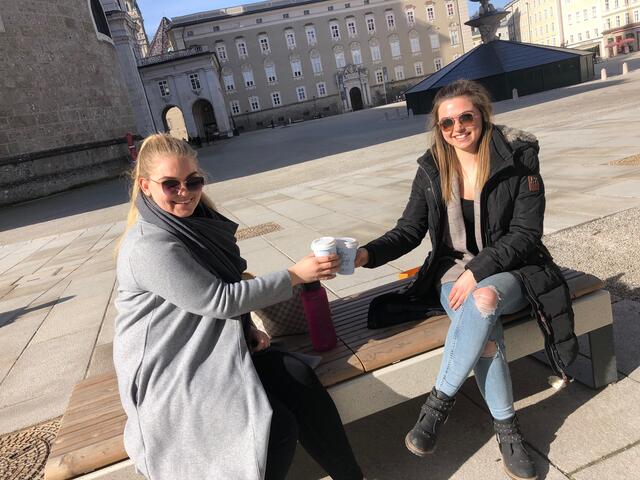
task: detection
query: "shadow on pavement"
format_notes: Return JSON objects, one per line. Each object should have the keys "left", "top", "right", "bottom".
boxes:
{"left": 0, "top": 296, "right": 74, "bottom": 328}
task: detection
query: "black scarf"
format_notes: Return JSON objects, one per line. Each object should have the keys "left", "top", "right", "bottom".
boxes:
{"left": 135, "top": 194, "right": 247, "bottom": 283}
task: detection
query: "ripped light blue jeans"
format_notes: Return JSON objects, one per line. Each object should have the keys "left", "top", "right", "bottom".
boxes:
{"left": 435, "top": 272, "right": 528, "bottom": 420}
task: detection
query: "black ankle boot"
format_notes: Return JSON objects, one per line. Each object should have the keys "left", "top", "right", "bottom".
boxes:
{"left": 494, "top": 416, "right": 537, "bottom": 480}
{"left": 405, "top": 387, "right": 455, "bottom": 456}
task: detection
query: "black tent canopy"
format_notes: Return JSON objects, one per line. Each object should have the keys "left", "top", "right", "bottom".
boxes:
{"left": 404, "top": 40, "right": 594, "bottom": 115}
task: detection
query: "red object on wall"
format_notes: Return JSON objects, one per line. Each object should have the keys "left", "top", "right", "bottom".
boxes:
{"left": 125, "top": 132, "right": 137, "bottom": 161}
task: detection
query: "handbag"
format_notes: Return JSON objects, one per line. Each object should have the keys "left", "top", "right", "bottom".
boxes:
{"left": 244, "top": 271, "right": 307, "bottom": 337}
{"left": 367, "top": 291, "right": 445, "bottom": 329}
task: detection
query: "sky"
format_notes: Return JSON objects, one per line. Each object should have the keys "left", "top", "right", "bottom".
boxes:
{"left": 138, "top": 0, "right": 510, "bottom": 40}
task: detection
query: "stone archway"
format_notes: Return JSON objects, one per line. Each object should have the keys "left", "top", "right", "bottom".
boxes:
{"left": 162, "top": 106, "right": 188, "bottom": 140}
{"left": 192, "top": 99, "right": 217, "bottom": 142}
{"left": 349, "top": 87, "right": 364, "bottom": 111}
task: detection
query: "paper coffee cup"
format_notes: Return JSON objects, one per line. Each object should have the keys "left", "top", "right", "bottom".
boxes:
{"left": 311, "top": 237, "right": 337, "bottom": 257}
{"left": 336, "top": 237, "right": 358, "bottom": 275}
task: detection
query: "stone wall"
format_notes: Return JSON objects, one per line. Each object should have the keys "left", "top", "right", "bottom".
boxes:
{"left": 0, "top": 0, "right": 137, "bottom": 203}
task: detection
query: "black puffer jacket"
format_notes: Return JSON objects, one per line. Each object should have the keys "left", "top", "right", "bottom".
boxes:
{"left": 363, "top": 125, "right": 578, "bottom": 377}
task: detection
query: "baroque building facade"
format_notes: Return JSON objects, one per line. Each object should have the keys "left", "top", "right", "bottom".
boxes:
{"left": 153, "top": 0, "right": 473, "bottom": 132}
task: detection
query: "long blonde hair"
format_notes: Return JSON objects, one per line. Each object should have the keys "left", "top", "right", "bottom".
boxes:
{"left": 430, "top": 80, "right": 494, "bottom": 203}
{"left": 116, "top": 134, "right": 215, "bottom": 253}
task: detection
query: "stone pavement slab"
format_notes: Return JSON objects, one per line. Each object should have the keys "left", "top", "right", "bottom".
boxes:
{"left": 287, "top": 388, "right": 570, "bottom": 480}
{"left": 460, "top": 357, "right": 640, "bottom": 476}
{"left": 572, "top": 442, "right": 640, "bottom": 480}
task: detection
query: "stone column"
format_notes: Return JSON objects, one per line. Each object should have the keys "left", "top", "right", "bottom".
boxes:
{"left": 105, "top": 10, "right": 156, "bottom": 136}
{"left": 203, "top": 66, "right": 232, "bottom": 136}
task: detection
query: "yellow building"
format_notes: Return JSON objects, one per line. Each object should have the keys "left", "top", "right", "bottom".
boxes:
{"left": 562, "top": 0, "right": 602, "bottom": 53}
{"left": 505, "top": 0, "right": 565, "bottom": 46}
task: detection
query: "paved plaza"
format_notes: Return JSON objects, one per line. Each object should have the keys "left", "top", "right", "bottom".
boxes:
{"left": 1, "top": 56, "right": 640, "bottom": 479}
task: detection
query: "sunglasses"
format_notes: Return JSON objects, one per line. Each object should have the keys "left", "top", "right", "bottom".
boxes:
{"left": 438, "top": 112, "right": 477, "bottom": 132}
{"left": 148, "top": 176, "right": 205, "bottom": 195}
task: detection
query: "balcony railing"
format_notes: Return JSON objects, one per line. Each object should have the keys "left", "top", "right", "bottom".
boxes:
{"left": 138, "top": 45, "right": 210, "bottom": 67}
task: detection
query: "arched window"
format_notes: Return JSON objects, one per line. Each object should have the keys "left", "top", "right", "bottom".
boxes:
{"left": 89, "top": 0, "right": 112, "bottom": 41}
{"left": 264, "top": 59, "right": 277, "bottom": 83}
{"left": 408, "top": 30, "right": 421, "bottom": 53}
{"left": 290, "top": 54, "right": 303, "bottom": 78}
{"left": 369, "top": 38, "right": 381, "bottom": 62}
{"left": 388, "top": 34, "right": 401, "bottom": 58}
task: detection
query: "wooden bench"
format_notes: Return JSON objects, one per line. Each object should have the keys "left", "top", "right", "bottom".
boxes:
{"left": 44, "top": 269, "right": 616, "bottom": 480}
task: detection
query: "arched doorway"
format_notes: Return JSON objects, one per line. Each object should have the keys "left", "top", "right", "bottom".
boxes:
{"left": 192, "top": 99, "right": 217, "bottom": 142}
{"left": 162, "top": 106, "right": 188, "bottom": 140}
{"left": 349, "top": 87, "right": 364, "bottom": 111}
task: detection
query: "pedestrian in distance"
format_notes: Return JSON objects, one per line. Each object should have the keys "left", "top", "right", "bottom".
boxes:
{"left": 355, "top": 79, "right": 578, "bottom": 480}
{"left": 113, "top": 134, "right": 364, "bottom": 480}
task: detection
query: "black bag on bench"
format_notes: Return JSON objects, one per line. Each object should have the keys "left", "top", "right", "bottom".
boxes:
{"left": 367, "top": 291, "right": 445, "bottom": 329}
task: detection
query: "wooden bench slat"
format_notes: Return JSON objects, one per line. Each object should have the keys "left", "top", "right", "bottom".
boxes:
{"left": 52, "top": 415, "right": 127, "bottom": 457}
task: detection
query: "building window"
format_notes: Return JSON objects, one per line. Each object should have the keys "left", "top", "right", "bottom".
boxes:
{"left": 330, "top": 22, "right": 341, "bottom": 39}
{"left": 576, "top": 11, "right": 580, "bottom": 22}
{"left": 306, "top": 25, "right": 317, "bottom": 45}
{"left": 243, "top": 69, "right": 255, "bottom": 88}
{"left": 370, "top": 41, "right": 382, "bottom": 61}
{"left": 304, "top": 9, "right": 310, "bottom": 15}
{"left": 223, "top": 72, "right": 235, "bottom": 92}
{"left": 635, "top": 10, "right": 639, "bottom": 22}
{"left": 389, "top": 35, "right": 401, "bottom": 58}
{"left": 429, "top": 33, "right": 440, "bottom": 49}
{"left": 615, "top": 15, "right": 620, "bottom": 26}
{"left": 434, "top": 57, "right": 443, "bottom": 71}
{"left": 230, "top": 100, "right": 241, "bottom": 115}
{"left": 414, "top": 61, "right": 423, "bottom": 76}
{"left": 256, "top": 18, "right": 263, "bottom": 24}
{"left": 186, "top": 30, "right": 194, "bottom": 37}
{"left": 290, "top": 57, "right": 303, "bottom": 77}
{"left": 285, "top": 29, "right": 297, "bottom": 49}
{"left": 578, "top": 32, "right": 582, "bottom": 40}
{"left": 271, "top": 92, "right": 281, "bottom": 107}
{"left": 386, "top": 11, "right": 396, "bottom": 30}
{"left": 446, "top": 2, "right": 455, "bottom": 16}
{"left": 625, "top": 12, "right": 630, "bottom": 23}
{"left": 317, "top": 82, "right": 327, "bottom": 96}
{"left": 249, "top": 96, "right": 260, "bottom": 111}
{"left": 158, "top": 80, "right": 170, "bottom": 97}
{"left": 568, "top": 14, "right": 572, "bottom": 24}
{"left": 570, "top": 34, "right": 574, "bottom": 42}
{"left": 375, "top": 69, "right": 384, "bottom": 83}
{"left": 409, "top": 31, "right": 421, "bottom": 53}
{"left": 345, "top": 2, "right": 351, "bottom": 7}
{"left": 586, "top": 30, "right": 590, "bottom": 39}
{"left": 605, "top": 0, "right": 609, "bottom": 10}
{"left": 615, "top": 0, "right": 619, "bottom": 7}
{"left": 347, "top": 18, "right": 357, "bottom": 37}
{"left": 595, "top": 28, "right": 599, "bottom": 36}
{"left": 405, "top": 8, "right": 415, "bottom": 26}
{"left": 334, "top": 48, "right": 346, "bottom": 68}
{"left": 259, "top": 34, "right": 270, "bottom": 54}
{"left": 592, "top": 6, "right": 597, "bottom": 17}
{"left": 310, "top": 50, "right": 323, "bottom": 73}
{"left": 394, "top": 65, "right": 404, "bottom": 80}
{"left": 283, "top": 13, "right": 290, "bottom": 18}
{"left": 236, "top": 39, "right": 248, "bottom": 59}
{"left": 89, "top": 0, "right": 111, "bottom": 39}
{"left": 366, "top": 15, "right": 376, "bottom": 33}
{"left": 189, "top": 73, "right": 201, "bottom": 91}
{"left": 296, "top": 86, "right": 307, "bottom": 101}
{"left": 213, "top": 25, "right": 220, "bottom": 32}
{"left": 606, "top": 18, "right": 611, "bottom": 28}
{"left": 328, "top": 5, "right": 334, "bottom": 11}
{"left": 426, "top": 5, "right": 435, "bottom": 22}
{"left": 216, "top": 43, "right": 228, "bottom": 62}
{"left": 265, "top": 63, "right": 277, "bottom": 83}
{"left": 351, "top": 44, "right": 363, "bottom": 64}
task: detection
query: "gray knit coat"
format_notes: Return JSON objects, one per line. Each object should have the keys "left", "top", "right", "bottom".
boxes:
{"left": 113, "top": 219, "right": 293, "bottom": 479}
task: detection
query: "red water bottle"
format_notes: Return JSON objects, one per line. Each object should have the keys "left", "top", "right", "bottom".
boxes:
{"left": 301, "top": 281, "right": 337, "bottom": 352}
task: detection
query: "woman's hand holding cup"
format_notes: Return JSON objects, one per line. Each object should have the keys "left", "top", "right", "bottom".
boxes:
{"left": 354, "top": 247, "right": 369, "bottom": 268}
{"left": 288, "top": 254, "right": 341, "bottom": 286}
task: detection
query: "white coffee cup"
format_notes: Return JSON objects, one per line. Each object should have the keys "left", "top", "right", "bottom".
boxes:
{"left": 311, "top": 237, "right": 337, "bottom": 257}
{"left": 335, "top": 237, "right": 358, "bottom": 275}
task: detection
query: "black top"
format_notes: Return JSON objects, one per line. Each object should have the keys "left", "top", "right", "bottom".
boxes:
{"left": 461, "top": 199, "right": 479, "bottom": 255}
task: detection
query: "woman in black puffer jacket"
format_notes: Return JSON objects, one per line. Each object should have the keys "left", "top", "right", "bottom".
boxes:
{"left": 355, "top": 80, "right": 577, "bottom": 480}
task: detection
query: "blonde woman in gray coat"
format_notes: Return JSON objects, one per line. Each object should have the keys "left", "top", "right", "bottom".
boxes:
{"left": 114, "top": 134, "right": 363, "bottom": 480}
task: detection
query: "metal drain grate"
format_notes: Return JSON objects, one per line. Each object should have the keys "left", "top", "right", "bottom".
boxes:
{"left": 609, "top": 154, "right": 640, "bottom": 166}
{"left": 0, "top": 417, "right": 61, "bottom": 480}
{"left": 236, "top": 222, "right": 282, "bottom": 241}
